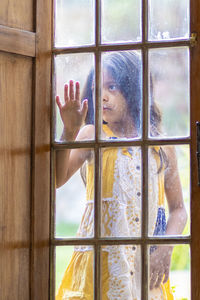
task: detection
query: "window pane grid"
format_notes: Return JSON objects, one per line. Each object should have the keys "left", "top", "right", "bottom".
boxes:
{"left": 52, "top": 39, "right": 192, "bottom": 54}
{"left": 143, "top": 0, "right": 148, "bottom": 42}
{"left": 94, "top": 2, "right": 101, "bottom": 298}
{"left": 52, "top": 237, "right": 191, "bottom": 246}
{"left": 141, "top": 37, "right": 149, "bottom": 299}
{"left": 52, "top": 139, "right": 191, "bottom": 150}
{"left": 51, "top": 0, "right": 191, "bottom": 299}
{"left": 95, "top": 0, "right": 101, "bottom": 46}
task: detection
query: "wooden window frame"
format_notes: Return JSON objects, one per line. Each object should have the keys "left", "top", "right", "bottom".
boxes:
{"left": 48, "top": 1, "right": 200, "bottom": 300}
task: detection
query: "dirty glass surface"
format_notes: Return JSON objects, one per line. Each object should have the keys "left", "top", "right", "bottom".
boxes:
{"left": 101, "top": 146, "right": 142, "bottom": 238}
{"left": 55, "top": 149, "right": 94, "bottom": 238}
{"left": 149, "top": 47, "right": 190, "bottom": 138}
{"left": 100, "top": 50, "right": 143, "bottom": 140}
{"left": 148, "top": 244, "right": 190, "bottom": 299}
{"left": 148, "top": 145, "right": 190, "bottom": 237}
{"left": 148, "top": 0, "right": 189, "bottom": 41}
{"left": 101, "top": 245, "right": 141, "bottom": 299}
{"left": 55, "top": 0, "right": 95, "bottom": 47}
{"left": 54, "top": 53, "right": 95, "bottom": 141}
{"left": 101, "top": 0, "right": 141, "bottom": 44}
{"left": 56, "top": 246, "right": 94, "bottom": 299}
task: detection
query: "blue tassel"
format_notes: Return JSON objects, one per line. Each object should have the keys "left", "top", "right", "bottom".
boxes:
{"left": 150, "top": 207, "right": 166, "bottom": 254}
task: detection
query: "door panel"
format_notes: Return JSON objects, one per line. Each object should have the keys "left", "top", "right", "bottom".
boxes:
{"left": 0, "top": 0, "right": 33, "bottom": 31}
{"left": 0, "top": 52, "right": 32, "bottom": 299}
{"left": 0, "top": 0, "right": 51, "bottom": 299}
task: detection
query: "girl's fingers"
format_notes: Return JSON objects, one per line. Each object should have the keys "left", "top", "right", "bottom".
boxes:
{"left": 155, "top": 272, "right": 164, "bottom": 289}
{"left": 150, "top": 270, "right": 157, "bottom": 290}
{"left": 56, "top": 96, "right": 62, "bottom": 110}
{"left": 64, "top": 84, "right": 69, "bottom": 103}
{"left": 81, "top": 99, "right": 88, "bottom": 120}
{"left": 163, "top": 268, "right": 169, "bottom": 284}
{"left": 69, "top": 80, "right": 75, "bottom": 100}
{"left": 75, "top": 81, "right": 80, "bottom": 102}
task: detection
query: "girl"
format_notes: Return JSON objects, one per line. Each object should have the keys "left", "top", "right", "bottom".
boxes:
{"left": 56, "top": 51, "right": 187, "bottom": 300}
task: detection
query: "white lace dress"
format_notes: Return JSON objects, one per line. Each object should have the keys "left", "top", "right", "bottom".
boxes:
{"left": 56, "top": 125, "right": 174, "bottom": 300}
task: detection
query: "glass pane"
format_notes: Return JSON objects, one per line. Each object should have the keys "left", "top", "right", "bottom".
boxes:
{"left": 54, "top": 53, "right": 95, "bottom": 141}
{"left": 148, "top": 145, "right": 190, "bottom": 237}
{"left": 101, "top": 147, "right": 142, "bottom": 237}
{"left": 56, "top": 246, "right": 94, "bottom": 299}
{"left": 101, "top": 50, "right": 143, "bottom": 140}
{"left": 101, "top": 0, "right": 141, "bottom": 44}
{"left": 148, "top": 244, "right": 190, "bottom": 299}
{"left": 148, "top": 0, "right": 189, "bottom": 41}
{"left": 149, "top": 47, "right": 190, "bottom": 138}
{"left": 54, "top": 0, "right": 95, "bottom": 47}
{"left": 101, "top": 245, "right": 141, "bottom": 298}
{"left": 55, "top": 149, "right": 94, "bottom": 238}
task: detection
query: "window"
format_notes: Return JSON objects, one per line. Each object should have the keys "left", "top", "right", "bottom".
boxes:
{"left": 51, "top": 1, "right": 199, "bottom": 300}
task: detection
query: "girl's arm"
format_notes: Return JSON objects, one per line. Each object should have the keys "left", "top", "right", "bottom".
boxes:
{"left": 150, "top": 146, "right": 187, "bottom": 290}
{"left": 55, "top": 80, "right": 94, "bottom": 188}
{"left": 164, "top": 146, "right": 187, "bottom": 235}
{"left": 56, "top": 125, "right": 94, "bottom": 188}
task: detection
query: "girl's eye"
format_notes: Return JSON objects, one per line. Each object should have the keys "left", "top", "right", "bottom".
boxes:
{"left": 108, "top": 84, "right": 117, "bottom": 91}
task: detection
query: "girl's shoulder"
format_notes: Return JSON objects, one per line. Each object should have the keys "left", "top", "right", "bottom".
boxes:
{"left": 162, "top": 145, "right": 178, "bottom": 176}
{"left": 76, "top": 124, "right": 95, "bottom": 141}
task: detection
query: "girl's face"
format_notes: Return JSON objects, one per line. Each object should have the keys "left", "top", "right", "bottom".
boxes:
{"left": 102, "top": 70, "right": 129, "bottom": 124}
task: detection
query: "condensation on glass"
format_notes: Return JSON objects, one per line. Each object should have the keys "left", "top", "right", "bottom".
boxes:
{"left": 148, "top": 47, "right": 190, "bottom": 138}
{"left": 148, "top": 244, "right": 190, "bottom": 299}
{"left": 54, "top": 0, "right": 95, "bottom": 47}
{"left": 54, "top": 53, "right": 95, "bottom": 141}
{"left": 100, "top": 50, "right": 143, "bottom": 140}
{"left": 148, "top": 0, "right": 190, "bottom": 41}
{"left": 56, "top": 246, "right": 94, "bottom": 299}
{"left": 101, "top": 147, "right": 142, "bottom": 237}
{"left": 55, "top": 149, "right": 94, "bottom": 238}
{"left": 101, "top": 245, "right": 141, "bottom": 299}
{"left": 101, "top": 0, "right": 141, "bottom": 44}
{"left": 148, "top": 145, "right": 190, "bottom": 237}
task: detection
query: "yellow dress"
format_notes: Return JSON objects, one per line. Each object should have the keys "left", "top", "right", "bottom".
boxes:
{"left": 56, "top": 125, "right": 174, "bottom": 300}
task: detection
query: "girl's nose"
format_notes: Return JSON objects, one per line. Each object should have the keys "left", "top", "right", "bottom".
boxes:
{"left": 102, "top": 88, "right": 109, "bottom": 102}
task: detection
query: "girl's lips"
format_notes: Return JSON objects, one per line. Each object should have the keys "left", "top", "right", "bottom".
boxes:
{"left": 103, "top": 105, "right": 111, "bottom": 110}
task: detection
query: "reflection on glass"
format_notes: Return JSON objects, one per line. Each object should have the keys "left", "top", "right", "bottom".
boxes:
{"left": 148, "top": 145, "right": 190, "bottom": 237}
{"left": 101, "top": 147, "right": 142, "bottom": 237}
{"left": 101, "top": 0, "right": 141, "bottom": 44}
{"left": 149, "top": 47, "right": 190, "bottom": 138}
{"left": 54, "top": 0, "right": 95, "bottom": 47}
{"left": 148, "top": 244, "right": 190, "bottom": 299}
{"left": 54, "top": 53, "right": 95, "bottom": 141}
{"left": 101, "top": 245, "right": 141, "bottom": 298}
{"left": 56, "top": 246, "right": 94, "bottom": 299}
{"left": 148, "top": 0, "right": 189, "bottom": 41}
{"left": 101, "top": 50, "right": 142, "bottom": 140}
{"left": 56, "top": 149, "right": 94, "bottom": 238}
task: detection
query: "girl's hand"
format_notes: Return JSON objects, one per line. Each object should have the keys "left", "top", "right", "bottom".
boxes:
{"left": 56, "top": 80, "right": 88, "bottom": 140}
{"left": 149, "top": 245, "right": 173, "bottom": 290}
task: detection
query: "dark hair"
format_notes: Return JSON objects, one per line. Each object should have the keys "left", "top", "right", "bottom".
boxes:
{"left": 82, "top": 50, "right": 162, "bottom": 137}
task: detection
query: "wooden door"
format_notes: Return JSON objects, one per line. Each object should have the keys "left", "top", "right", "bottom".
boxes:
{"left": 0, "top": 1, "right": 51, "bottom": 299}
